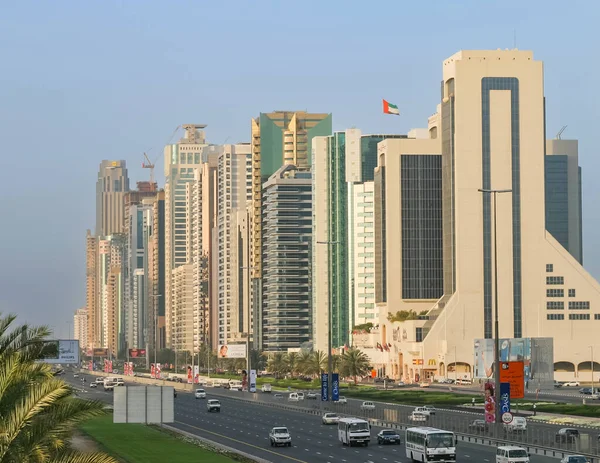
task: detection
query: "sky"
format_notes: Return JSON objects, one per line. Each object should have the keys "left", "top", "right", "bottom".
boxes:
{"left": 0, "top": 0, "right": 598, "bottom": 338}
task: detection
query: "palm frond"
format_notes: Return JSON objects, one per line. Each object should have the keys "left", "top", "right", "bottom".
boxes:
{"left": 49, "top": 450, "right": 119, "bottom": 463}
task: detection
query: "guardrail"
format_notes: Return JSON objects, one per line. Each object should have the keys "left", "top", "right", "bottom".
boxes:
{"left": 80, "top": 370, "right": 600, "bottom": 461}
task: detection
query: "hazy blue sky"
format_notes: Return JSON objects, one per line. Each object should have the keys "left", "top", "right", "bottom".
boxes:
{"left": 0, "top": 0, "right": 598, "bottom": 337}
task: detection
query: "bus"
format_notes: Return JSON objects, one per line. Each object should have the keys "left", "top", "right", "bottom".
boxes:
{"left": 405, "top": 427, "right": 457, "bottom": 462}
{"left": 338, "top": 418, "right": 371, "bottom": 447}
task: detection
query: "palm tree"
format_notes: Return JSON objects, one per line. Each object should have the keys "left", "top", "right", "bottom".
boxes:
{"left": 268, "top": 352, "right": 287, "bottom": 378}
{"left": 0, "top": 314, "right": 117, "bottom": 463}
{"left": 296, "top": 351, "right": 312, "bottom": 377}
{"left": 285, "top": 352, "right": 298, "bottom": 377}
{"left": 250, "top": 349, "right": 267, "bottom": 372}
{"left": 340, "top": 348, "right": 371, "bottom": 385}
{"left": 303, "top": 350, "right": 327, "bottom": 378}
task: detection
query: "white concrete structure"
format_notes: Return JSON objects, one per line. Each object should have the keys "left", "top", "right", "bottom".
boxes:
{"left": 374, "top": 50, "right": 597, "bottom": 384}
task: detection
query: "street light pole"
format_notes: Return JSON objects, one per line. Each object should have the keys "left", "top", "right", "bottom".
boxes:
{"left": 317, "top": 240, "right": 340, "bottom": 403}
{"left": 591, "top": 346, "right": 595, "bottom": 394}
{"left": 153, "top": 294, "right": 163, "bottom": 372}
{"left": 240, "top": 266, "right": 257, "bottom": 390}
{"left": 479, "top": 188, "right": 511, "bottom": 434}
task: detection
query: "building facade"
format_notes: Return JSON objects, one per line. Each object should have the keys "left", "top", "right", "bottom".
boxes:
{"left": 96, "top": 160, "right": 129, "bottom": 237}
{"left": 261, "top": 165, "right": 312, "bottom": 352}
{"left": 86, "top": 230, "right": 99, "bottom": 349}
{"left": 373, "top": 50, "right": 599, "bottom": 384}
{"left": 251, "top": 111, "right": 332, "bottom": 281}
{"left": 73, "top": 308, "right": 88, "bottom": 350}
{"left": 147, "top": 191, "right": 166, "bottom": 352}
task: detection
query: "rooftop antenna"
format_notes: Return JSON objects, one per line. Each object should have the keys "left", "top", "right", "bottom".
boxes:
{"left": 556, "top": 125, "right": 567, "bottom": 140}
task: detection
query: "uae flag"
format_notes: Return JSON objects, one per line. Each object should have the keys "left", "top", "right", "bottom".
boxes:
{"left": 382, "top": 99, "right": 400, "bottom": 115}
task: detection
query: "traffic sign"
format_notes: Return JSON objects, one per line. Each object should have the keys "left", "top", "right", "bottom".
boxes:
{"left": 501, "top": 412, "right": 513, "bottom": 424}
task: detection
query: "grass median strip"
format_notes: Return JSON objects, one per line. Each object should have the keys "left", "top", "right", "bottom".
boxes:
{"left": 80, "top": 414, "right": 246, "bottom": 463}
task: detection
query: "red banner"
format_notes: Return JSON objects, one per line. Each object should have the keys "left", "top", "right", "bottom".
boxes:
{"left": 500, "top": 361, "right": 525, "bottom": 399}
{"left": 187, "top": 366, "right": 192, "bottom": 384}
{"left": 151, "top": 363, "right": 156, "bottom": 379}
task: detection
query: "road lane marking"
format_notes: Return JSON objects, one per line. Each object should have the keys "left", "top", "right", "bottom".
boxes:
{"left": 174, "top": 421, "right": 310, "bottom": 463}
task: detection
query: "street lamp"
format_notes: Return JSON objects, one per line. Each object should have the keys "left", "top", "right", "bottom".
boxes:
{"left": 478, "top": 188, "right": 512, "bottom": 433}
{"left": 240, "top": 266, "right": 257, "bottom": 388}
{"left": 317, "top": 240, "right": 340, "bottom": 404}
{"left": 153, "top": 294, "right": 163, "bottom": 372}
{"left": 591, "top": 346, "right": 595, "bottom": 394}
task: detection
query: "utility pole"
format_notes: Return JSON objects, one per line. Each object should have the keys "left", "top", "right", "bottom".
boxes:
{"left": 478, "top": 188, "right": 512, "bottom": 435}
{"left": 240, "top": 266, "right": 258, "bottom": 390}
{"left": 317, "top": 240, "right": 340, "bottom": 403}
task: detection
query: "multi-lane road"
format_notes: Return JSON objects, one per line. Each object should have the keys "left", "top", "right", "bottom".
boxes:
{"left": 65, "top": 372, "right": 581, "bottom": 463}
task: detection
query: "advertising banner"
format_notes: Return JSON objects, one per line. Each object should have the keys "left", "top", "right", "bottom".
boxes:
{"left": 93, "top": 348, "right": 109, "bottom": 357}
{"left": 88, "top": 360, "right": 93, "bottom": 371}
{"left": 484, "top": 383, "right": 496, "bottom": 423}
{"left": 321, "top": 373, "right": 329, "bottom": 401}
{"left": 156, "top": 363, "right": 161, "bottom": 379}
{"left": 249, "top": 369, "right": 257, "bottom": 393}
{"left": 187, "top": 366, "right": 193, "bottom": 384}
{"left": 500, "top": 361, "right": 525, "bottom": 399}
{"left": 332, "top": 373, "right": 340, "bottom": 402}
{"left": 129, "top": 348, "right": 146, "bottom": 358}
{"left": 500, "top": 382, "right": 512, "bottom": 423}
{"left": 41, "top": 340, "right": 80, "bottom": 364}
{"left": 151, "top": 363, "right": 156, "bottom": 379}
{"left": 217, "top": 344, "right": 247, "bottom": 359}
{"left": 193, "top": 365, "right": 199, "bottom": 383}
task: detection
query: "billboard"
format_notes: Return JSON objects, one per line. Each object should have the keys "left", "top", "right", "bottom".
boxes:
{"left": 500, "top": 361, "right": 525, "bottom": 399}
{"left": 41, "top": 340, "right": 80, "bottom": 364}
{"left": 217, "top": 344, "right": 247, "bottom": 359}
{"left": 321, "top": 373, "right": 329, "bottom": 401}
{"left": 474, "top": 337, "right": 554, "bottom": 390}
{"left": 92, "top": 348, "right": 109, "bottom": 357}
{"left": 129, "top": 348, "right": 146, "bottom": 358}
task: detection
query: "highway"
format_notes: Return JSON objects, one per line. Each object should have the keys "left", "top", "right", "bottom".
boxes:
{"left": 66, "top": 373, "right": 568, "bottom": 463}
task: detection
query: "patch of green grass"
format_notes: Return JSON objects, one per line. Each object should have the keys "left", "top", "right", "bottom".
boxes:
{"left": 515, "top": 402, "right": 600, "bottom": 417}
{"left": 341, "top": 387, "right": 481, "bottom": 406}
{"left": 80, "top": 415, "right": 238, "bottom": 463}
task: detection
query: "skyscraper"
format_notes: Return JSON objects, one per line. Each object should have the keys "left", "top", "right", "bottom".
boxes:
{"left": 73, "top": 308, "right": 88, "bottom": 350}
{"left": 545, "top": 139, "right": 583, "bottom": 264}
{"left": 86, "top": 230, "right": 99, "bottom": 348}
{"left": 251, "top": 111, "right": 332, "bottom": 280}
{"left": 163, "top": 125, "right": 208, "bottom": 349}
{"left": 96, "top": 160, "right": 129, "bottom": 236}
{"left": 147, "top": 190, "right": 166, "bottom": 352}
{"left": 261, "top": 165, "right": 312, "bottom": 351}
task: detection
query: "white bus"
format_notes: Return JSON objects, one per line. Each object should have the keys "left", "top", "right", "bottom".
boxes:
{"left": 405, "top": 427, "right": 457, "bottom": 462}
{"left": 338, "top": 418, "right": 371, "bottom": 447}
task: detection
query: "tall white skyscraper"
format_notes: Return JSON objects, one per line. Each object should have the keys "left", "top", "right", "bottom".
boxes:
{"left": 73, "top": 308, "right": 88, "bottom": 349}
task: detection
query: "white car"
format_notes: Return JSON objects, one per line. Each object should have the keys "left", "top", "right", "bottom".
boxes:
{"left": 561, "top": 456, "right": 589, "bottom": 463}
{"left": 360, "top": 401, "right": 375, "bottom": 411}
{"left": 269, "top": 427, "right": 292, "bottom": 447}
{"left": 306, "top": 392, "right": 317, "bottom": 399}
{"left": 207, "top": 399, "right": 221, "bottom": 412}
{"left": 504, "top": 416, "right": 527, "bottom": 433}
{"left": 337, "top": 396, "right": 348, "bottom": 404}
{"left": 296, "top": 392, "right": 305, "bottom": 400}
{"left": 95, "top": 377, "right": 104, "bottom": 385}
{"left": 89, "top": 382, "right": 97, "bottom": 388}
{"left": 413, "top": 406, "right": 433, "bottom": 417}
{"left": 261, "top": 384, "right": 272, "bottom": 393}
{"left": 322, "top": 413, "right": 340, "bottom": 425}
{"left": 73, "top": 374, "right": 79, "bottom": 378}
{"left": 496, "top": 445, "right": 529, "bottom": 463}
{"left": 563, "top": 381, "right": 581, "bottom": 387}
{"left": 195, "top": 388, "right": 206, "bottom": 399}
{"left": 409, "top": 411, "right": 428, "bottom": 422}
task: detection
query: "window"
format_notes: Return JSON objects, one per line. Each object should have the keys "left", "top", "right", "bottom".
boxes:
{"left": 416, "top": 328, "right": 423, "bottom": 342}
{"left": 595, "top": 314, "right": 600, "bottom": 320}
{"left": 569, "top": 313, "right": 590, "bottom": 320}
{"left": 547, "top": 314, "right": 564, "bottom": 320}
{"left": 546, "top": 301, "right": 564, "bottom": 310}
{"left": 546, "top": 264, "right": 554, "bottom": 273}
{"left": 568, "top": 289, "right": 576, "bottom": 298}
{"left": 546, "top": 276, "right": 564, "bottom": 285}
{"left": 568, "top": 301, "right": 590, "bottom": 310}
{"left": 546, "top": 289, "right": 564, "bottom": 298}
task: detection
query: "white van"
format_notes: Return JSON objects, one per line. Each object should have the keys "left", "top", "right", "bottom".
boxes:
{"left": 288, "top": 392, "right": 299, "bottom": 402}
{"left": 496, "top": 445, "right": 529, "bottom": 462}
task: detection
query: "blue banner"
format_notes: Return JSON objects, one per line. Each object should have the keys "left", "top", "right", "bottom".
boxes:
{"left": 321, "top": 373, "right": 329, "bottom": 401}
{"left": 332, "top": 373, "right": 340, "bottom": 401}
{"left": 500, "top": 382, "right": 511, "bottom": 414}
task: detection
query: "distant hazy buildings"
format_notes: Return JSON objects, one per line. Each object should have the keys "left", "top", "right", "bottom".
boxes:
{"left": 96, "top": 160, "right": 129, "bottom": 236}
{"left": 73, "top": 308, "right": 88, "bottom": 349}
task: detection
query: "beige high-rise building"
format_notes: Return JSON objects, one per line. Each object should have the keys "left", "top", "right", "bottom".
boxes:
{"left": 86, "top": 230, "right": 99, "bottom": 349}
{"left": 96, "top": 160, "right": 129, "bottom": 237}
{"left": 147, "top": 190, "right": 165, "bottom": 352}
{"left": 73, "top": 308, "right": 88, "bottom": 350}
{"left": 374, "top": 49, "right": 598, "bottom": 384}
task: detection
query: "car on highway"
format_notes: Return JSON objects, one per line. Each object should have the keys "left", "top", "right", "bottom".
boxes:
{"left": 261, "top": 384, "right": 272, "bottom": 393}
{"left": 322, "top": 413, "right": 339, "bottom": 425}
{"left": 207, "top": 399, "right": 221, "bottom": 412}
{"left": 563, "top": 380, "right": 581, "bottom": 387}
{"left": 115, "top": 378, "right": 124, "bottom": 386}
{"left": 376, "top": 429, "right": 401, "bottom": 445}
{"left": 95, "top": 377, "right": 104, "bottom": 385}
{"left": 504, "top": 416, "right": 527, "bottom": 433}
{"left": 195, "top": 388, "right": 206, "bottom": 399}
{"left": 561, "top": 456, "right": 589, "bottom": 463}
{"left": 306, "top": 392, "right": 317, "bottom": 399}
{"left": 468, "top": 419, "right": 488, "bottom": 432}
{"left": 269, "top": 427, "right": 292, "bottom": 447}
{"left": 496, "top": 445, "right": 529, "bottom": 463}
{"left": 419, "top": 382, "right": 431, "bottom": 388}
{"left": 288, "top": 393, "right": 299, "bottom": 401}
{"left": 360, "top": 401, "right": 375, "bottom": 411}
{"left": 296, "top": 392, "right": 305, "bottom": 400}
{"left": 409, "top": 411, "right": 428, "bottom": 422}
{"left": 555, "top": 428, "right": 580, "bottom": 443}
{"left": 337, "top": 396, "right": 348, "bottom": 404}
{"left": 89, "top": 382, "right": 97, "bottom": 388}
{"left": 554, "top": 380, "right": 564, "bottom": 388}
{"left": 274, "top": 393, "right": 283, "bottom": 399}
{"left": 73, "top": 374, "right": 79, "bottom": 378}
{"left": 413, "top": 406, "right": 434, "bottom": 416}
{"left": 103, "top": 380, "right": 115, "bottom": 392}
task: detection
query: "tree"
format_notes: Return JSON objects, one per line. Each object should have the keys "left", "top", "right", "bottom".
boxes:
{"left": 268, "top": 353, "right": 287, "bottom": 378}
{"left": 0, "top": 313, "right": 117, "bottom": 463}
{"left": 285, "top": 352, "right": 298, "bottom": 377}
{"left": 387, "top": 310, "right": 428, "bottom": 323}
{"left": 340, "top": 348, "right": 371, "bottom": 384}
{"left": 250, "top": 349, "right": 266, "bottom": 372}
{"left": 296, "top": 351, "right": 312, "bottom": 376}
{"left": 302, "top": 350, "right": 327, "bottom": 377}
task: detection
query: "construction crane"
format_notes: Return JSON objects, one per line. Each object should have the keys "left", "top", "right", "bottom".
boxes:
{"left": 556, "top": 125, "right": 568, "bottom": 140}
{"left": 142, "top": 152, "right": 156, "bottom": 188}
